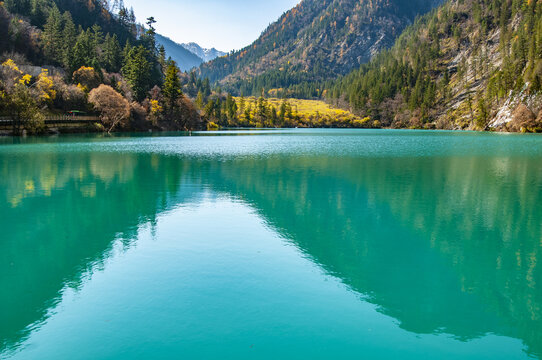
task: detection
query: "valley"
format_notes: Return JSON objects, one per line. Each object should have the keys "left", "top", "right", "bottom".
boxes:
{"left": 1, "top": 2, "right": 542, "bottom": 359}
{"left": 2, "top": 0, "right": 542, "bottom": 134}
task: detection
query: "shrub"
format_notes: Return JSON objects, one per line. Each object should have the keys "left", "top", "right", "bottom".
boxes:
{"left": 25, "top": 111, "right": 46, "bottom": 134}
{"left": 53, "top": 82, "right": 86, "bottom": 111}
{"left": 207, "top": 121, "right": 219, "bottom": 130}
{"left": 179, "top": 95, "right": 205, "bottom": 130}
{"left": 130, "top": 101, "right": 148, "bottom": 129}
{"left": 73, "top": 66, "right": 101, "bottom": 92}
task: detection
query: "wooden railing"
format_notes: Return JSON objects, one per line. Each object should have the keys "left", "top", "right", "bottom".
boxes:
{"left": 45, "top": 115, "right": 101, "bottom": 121}
{"left": 0, "top": 115, "right": 101, "bottom": 126}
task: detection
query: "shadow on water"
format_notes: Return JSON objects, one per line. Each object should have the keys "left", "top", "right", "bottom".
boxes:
{"left": 0, "top": 131, "right": 541, "bottom": 357}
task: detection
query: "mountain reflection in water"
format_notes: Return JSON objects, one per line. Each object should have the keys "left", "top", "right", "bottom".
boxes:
{"left": 1, "top": 130, "right": 540, "bottom": 359}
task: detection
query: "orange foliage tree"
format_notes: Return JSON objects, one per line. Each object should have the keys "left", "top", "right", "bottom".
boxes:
{"left": 88, "top": 84, "right": 130, "bottom": 133}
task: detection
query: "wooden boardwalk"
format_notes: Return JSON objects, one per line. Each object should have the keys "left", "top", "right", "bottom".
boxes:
{"left": 0, "top": 115, "right": 101, "bottom": 127}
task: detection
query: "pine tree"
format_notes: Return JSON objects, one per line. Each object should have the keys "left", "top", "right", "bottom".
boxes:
{"left": 30, "top": 0, "right": 48, "bottom": 27}
{"left": 162, "top": 61, "right": 182, "bottom": 112}
{"left": 195, "top": 91, "right": 204, "bottom": 109}
{"left": 70, "top": 29, "right": 99, "bottom": 74}
{"left": 122, "top": 45, "right": 152, "bottom": 101}
{"left": 62, "top": 12, "right": 78, "bottom": 70}
{"left": 122, "top": 40, "right": 132, "bottom": 65}
{"left": 128, "top": 7, "right": 136, "bottom": 35}
{"left": 91, "top": 24, "right": 104, "bottom": 50}
{"left": 202, "top": 78, "right": 211, "bottom": 98}
{"left": 142, "top": 17, "right": 157, "bottom": 53}
{"left": 42, "top": 4, "right": 63, "bottom": 64}
{"left": 158, "top": 45, "right": 166, "bottom": 70}
{"left": 118, "top": 0, "right": 128, "bottom": 27}
{"left": 476, "top": 97, "right": 489, "bottom": 129}
{"left": 226, "top": 93, "right": 237, "bottom": 122}
{"left": 239, "top": 95, "right": 246, "bottom": 114}
{"left": 4, "top": 0, "right": 31, "bottom": 14}
{"left": 102, "top": 34, "right": 122, "bottom": 73}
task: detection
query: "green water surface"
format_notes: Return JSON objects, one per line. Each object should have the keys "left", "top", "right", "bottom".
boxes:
{"left": 1, "top": 129, "right": 541, "bottom": 359}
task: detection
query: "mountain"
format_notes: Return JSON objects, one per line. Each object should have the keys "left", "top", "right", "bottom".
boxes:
{"left": 154, "top": 37, "right": 225, "bottom": 72}
{"left": 327, "top": 0, "right": 542, "bottom": 132}
{"left": 182, "top": 42, "right": 226, "bottom": 62}
{"left": 155, "top": 34, "right": 204, "bottom": 71}
{"left": 199, "top": 0, "right": 444, "bottom": 97}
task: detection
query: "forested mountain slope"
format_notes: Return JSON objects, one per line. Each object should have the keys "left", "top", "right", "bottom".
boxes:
{"left": 328, "top": 0, "right": 542, "bottom": 132}
{"left": 0, "top": 0, "right": 134, "bottom": 66}
{"left": 0, "top": 0, "right": 205, "bottom": 134}
{"left": 199, "top": 0, "right": 443, "bottom": 98}
{"left": 155, "top": 34, "right": 204, "bottom": 71}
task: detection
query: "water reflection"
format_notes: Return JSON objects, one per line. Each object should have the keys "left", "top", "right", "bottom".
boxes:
{"left": 0, "top": 151, "right": 206, "bottom": 353}
{"left": 209, "top": 155, "right": 542, "bottom": 352}
{"left": 0, "top": 131, "right": 541, "bottom": 358}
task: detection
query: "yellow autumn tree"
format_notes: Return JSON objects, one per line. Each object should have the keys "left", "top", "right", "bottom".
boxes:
{"left": 73, "top": 66, "right": 101, "bottom": 92}
{"left": 0, "top": 59, "right": 45, "bottom": 134}
{"left": 35, "top": 70, "right": 57, "bottom": 104}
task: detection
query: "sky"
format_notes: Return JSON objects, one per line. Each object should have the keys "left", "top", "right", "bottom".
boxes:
{"left": 123, "top": 0, "right": 301, "bottom": 52}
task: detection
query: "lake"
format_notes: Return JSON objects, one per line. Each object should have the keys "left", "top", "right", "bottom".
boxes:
{"left": 1, "top": 129, "right": 541, "bottom": 359}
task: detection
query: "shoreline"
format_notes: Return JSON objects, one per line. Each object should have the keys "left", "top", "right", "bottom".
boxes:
{"left": 1, "top": 127, "right": 540, "bottom": 140}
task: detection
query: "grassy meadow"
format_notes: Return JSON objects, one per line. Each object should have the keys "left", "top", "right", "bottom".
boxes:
{"left": 230, "top": 97, "right": 379, "bottom": 128}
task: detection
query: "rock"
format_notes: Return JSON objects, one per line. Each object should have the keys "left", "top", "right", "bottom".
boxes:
{"left": 507, "top": 104, "right": 536, "bottom": 132}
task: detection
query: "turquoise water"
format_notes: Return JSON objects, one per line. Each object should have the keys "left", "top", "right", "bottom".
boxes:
{"left": 1, "top": 129, "right": 541, "bottom": 359}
